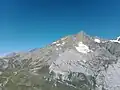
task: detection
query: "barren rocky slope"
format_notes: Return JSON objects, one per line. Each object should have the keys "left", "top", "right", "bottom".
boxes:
{"left": 0, "top": 31, "right": 120, "bottom": 90}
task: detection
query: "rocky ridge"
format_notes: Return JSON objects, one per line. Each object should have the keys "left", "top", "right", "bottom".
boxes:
{"left": 0, "top": 31, "right": 120, "bottom": 90}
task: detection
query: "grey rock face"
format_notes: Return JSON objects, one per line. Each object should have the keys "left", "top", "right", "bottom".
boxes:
{"left": 0, "top": 31, "right": 120, "bottom": 90}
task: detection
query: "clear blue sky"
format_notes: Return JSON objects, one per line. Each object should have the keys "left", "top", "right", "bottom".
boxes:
{"left": 0, "top": 0, "right": 120, "bottom": 54}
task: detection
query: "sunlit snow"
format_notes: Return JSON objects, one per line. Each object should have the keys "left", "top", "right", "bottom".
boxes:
{"left": 110, "top": 36, "right": 120, "bottom": 43}
{"left": 94, "top": 39, "right": 101, "bottom": 43}
{"left": 75, "top": 42, "right": 92, "bottom": 54}
{"left": 52, "top": 42, "right": 57, "bottom": 44}
{"left": 56, "top": 43, "right": 61, "bottom": 46}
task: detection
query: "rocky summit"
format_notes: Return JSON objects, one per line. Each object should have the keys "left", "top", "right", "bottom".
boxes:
{"left": 0, "top": 31, "right": 120, "bottom": 90}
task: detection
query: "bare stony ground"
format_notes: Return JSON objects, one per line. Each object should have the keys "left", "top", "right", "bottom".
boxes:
{"left": 0, "top": 31, "right": 120, "bottom": 90}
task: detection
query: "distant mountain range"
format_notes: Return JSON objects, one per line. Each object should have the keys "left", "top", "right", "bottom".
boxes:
{"left": 0, "top": 31, "right": 120, "bottom": 90}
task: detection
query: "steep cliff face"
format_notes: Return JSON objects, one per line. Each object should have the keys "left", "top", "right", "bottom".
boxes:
{"left": 0, "top": 31, "right": 120, "bottom": 90}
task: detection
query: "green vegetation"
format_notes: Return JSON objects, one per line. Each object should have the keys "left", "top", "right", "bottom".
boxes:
{"left": 0, "top": 68, "right": 95, "bottom": 90}
{"left": 0, "top": 57, "right": 95, "bottom": 90}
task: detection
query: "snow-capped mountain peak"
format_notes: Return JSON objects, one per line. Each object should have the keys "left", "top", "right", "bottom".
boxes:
{"left": 1, "top": 31, "right": 120, "bottom": 90}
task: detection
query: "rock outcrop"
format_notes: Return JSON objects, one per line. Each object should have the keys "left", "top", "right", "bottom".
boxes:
{"left": 0, "top": 31, "right": 120, "bottom": 90}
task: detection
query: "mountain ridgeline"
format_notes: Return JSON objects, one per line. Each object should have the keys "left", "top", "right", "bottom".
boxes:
{"left": 0, "top": 31, "right": 120, "bottom": 90}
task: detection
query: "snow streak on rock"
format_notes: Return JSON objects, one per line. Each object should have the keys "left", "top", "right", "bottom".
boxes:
{"left": 75, "top": 42, "right": 92, "bottom": 53}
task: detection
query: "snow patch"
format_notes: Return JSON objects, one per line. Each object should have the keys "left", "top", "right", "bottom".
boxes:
{"left": 117, "top": 36, "right": 120, "bottom": 41}
{"left": 110, "top": 40, "right": 120, "bottom": 43}
{"left": 62, "top": 42, "right": 65, "bottom": 45}
{"left": 94, "top": 39, "right": 101, "bottom": 43}
{"left": 61, "top": 37, "right": 67, "bottom": 40}
{"left": 75, "top": 42, "right": 92, "bottom": 54}
{"left": 110, "top": 36, "right": 120, "bottom": 43}
{"left": 56, "top": 43, "right": 61, "bottom": 46}
{"left": 56, "top": 40, "right": 59, "bottom": 43}
{"left": 52, "top": 42, "right": 57, "bottom": 44}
